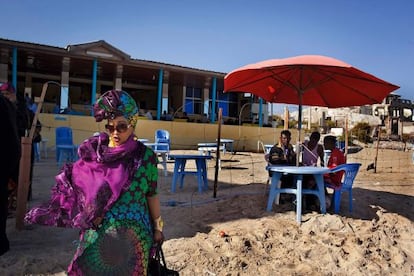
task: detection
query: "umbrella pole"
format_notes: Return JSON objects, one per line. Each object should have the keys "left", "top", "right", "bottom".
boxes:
{"left": 345, "top": 116, "right": 349, "bottom": 161}
{"left": 213, "top": 108, "right": 222, "bottom": 198}
{"left": 296, "top": 93, "right": 303, "bottom": 166}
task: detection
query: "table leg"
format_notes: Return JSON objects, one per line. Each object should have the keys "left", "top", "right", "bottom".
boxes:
{"left": 171, "top": 159, "right": 181, "bottom": 192}
{"left": 160, "top": 152, "right": 168, "bottom": 176}
{"left": 195, "top": 159, "right": 204, "bottom": 193}
{"left": 203, "top": 159, "right": 209, "bottom": 190}
{"left": 200, "top": 159, "right": 209, "bottom": 191}
{"left": 41, "top": 139, "right": 48, "bottom": 159}
{"left": 266, "top": 172, "right": 283, "bottom": 211}
{"left": 179, "top": 160, "right": 187, "bottom": 189}
{"left": 33, "top": 143, "right": 40, "bottom": 162}
{"left": 296, "top": 175, "right": 303, "bottom": 223}
{"left": 313, "top": 174, "right": 326, "bottom": 214}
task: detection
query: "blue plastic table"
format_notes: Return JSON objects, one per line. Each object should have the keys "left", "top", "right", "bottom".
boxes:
{"left": 266, "top": 166, "right": 330, "bottom": 223}
{"left": 169, "top": 154, "right": 212, "bottom": 193}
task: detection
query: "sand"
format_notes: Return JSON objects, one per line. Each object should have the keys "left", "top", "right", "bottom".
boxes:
{"left": 1, "top": 147, "right": 413, "bottom": 275}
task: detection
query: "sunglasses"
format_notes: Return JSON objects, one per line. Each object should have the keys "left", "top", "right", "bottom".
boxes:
{"left": 105, "top": 122, "right": 131, "bottom": 133}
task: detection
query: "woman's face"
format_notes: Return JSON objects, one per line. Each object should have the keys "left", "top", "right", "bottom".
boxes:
{"left": 105, "top": 116, "right": 134, "bottom": 146}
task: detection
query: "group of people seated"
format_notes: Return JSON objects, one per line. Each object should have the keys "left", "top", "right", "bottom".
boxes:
{"left": 265, "top": 130, "right": 346, "bottom": 211}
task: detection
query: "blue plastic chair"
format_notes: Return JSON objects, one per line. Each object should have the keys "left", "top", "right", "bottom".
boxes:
{"left": 325, "top": 163, "right": 361, "bottom": 214}
{"left": 154, "top": 129, "right": 170, "bottom": 152}
{"left": 55, "top": 126, "right": 77, "bottom": 167}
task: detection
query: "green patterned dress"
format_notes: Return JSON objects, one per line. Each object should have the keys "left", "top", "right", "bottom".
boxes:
{"left": 68, "top": 146, "right": 158, "bottom": 275}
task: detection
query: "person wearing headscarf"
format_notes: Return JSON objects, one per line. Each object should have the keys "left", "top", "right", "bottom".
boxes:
{"left": 25, "top": 89, "right": 164, "bottom": 275}
{"left": 0, "top": 83, "right": 20, "bottom": 255}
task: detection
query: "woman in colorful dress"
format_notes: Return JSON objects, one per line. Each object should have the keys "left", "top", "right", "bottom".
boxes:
{"left": 25, "top": 89, "right": 164, "bottom": 275}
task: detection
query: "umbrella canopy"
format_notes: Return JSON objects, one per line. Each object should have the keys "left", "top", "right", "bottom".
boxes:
{"left": 224, "top": 55, "right": 399, "bottom": 165}
{"left": 224, "top": 55, "right": 399, "bottom": 109}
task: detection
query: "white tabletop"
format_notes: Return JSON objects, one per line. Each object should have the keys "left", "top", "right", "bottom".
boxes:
{"left": 217, "top": 138, "right": 234, "bottom": 143}
{"left": 267, "top": 166, "right": 330, "bottom": 174}
{"left": 198, "top": 142, "right": 217, "bottom": 147}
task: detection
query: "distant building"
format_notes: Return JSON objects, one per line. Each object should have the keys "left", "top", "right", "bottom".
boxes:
{"left": 0, "top": 38, "right": 245, "bottom": 123}
{"left": 372, "top": 93, "right": 414, "bottom": 138}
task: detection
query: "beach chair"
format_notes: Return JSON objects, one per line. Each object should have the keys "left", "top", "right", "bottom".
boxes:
{"left": 55, "top": 126, "right": 77, "bottom": 167}
{"left": 155, "top": 129, "right": 170, "bottom": 152}
{"left": 325, "top": 163, "right": 361, "bottom": 214}
{"left": 153, "top": 129, "right": 171, "bottom": 175}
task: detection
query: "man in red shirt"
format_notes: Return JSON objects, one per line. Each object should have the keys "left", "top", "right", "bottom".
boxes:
{"left": 323, "top": 135, "right": 346, "bottom": 188}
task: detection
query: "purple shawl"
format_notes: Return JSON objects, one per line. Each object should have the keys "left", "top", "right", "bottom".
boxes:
{"left": 25, "top": 132, "right": 145, "bottom": 229}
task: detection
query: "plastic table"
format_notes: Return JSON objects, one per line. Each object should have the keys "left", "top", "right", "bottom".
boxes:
{"left": 169, "top": 154, "right": 212, "bottom": 193}
{"left": 266, "top": 165, "right": 330, "bottom": 223}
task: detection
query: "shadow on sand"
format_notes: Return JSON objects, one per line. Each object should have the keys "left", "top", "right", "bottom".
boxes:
{"left": 164, "top": 182, "right": 414, "bottom": 239}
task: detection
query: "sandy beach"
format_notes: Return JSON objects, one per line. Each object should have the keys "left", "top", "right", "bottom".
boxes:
{"left": 1, "top": 146, "right": 413, "bottom": 275}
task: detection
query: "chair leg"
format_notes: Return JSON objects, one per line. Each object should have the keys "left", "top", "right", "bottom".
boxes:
{"left": 333, "top": 190, "right": 341, "bottom": 214}
{"left": 56, "top": 148, "right": 60, "bottom": 162}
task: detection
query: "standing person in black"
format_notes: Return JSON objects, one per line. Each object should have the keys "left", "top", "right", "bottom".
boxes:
{"left": 0, "top": 83, "right": 21, "bottom": 255}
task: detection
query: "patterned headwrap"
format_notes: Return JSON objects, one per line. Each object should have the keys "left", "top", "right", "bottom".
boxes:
{"left": 93, "top": 90, "right": 139, "bottom": 127}
{"left": 0, "top": 82, "right": 16, "bottom": 93}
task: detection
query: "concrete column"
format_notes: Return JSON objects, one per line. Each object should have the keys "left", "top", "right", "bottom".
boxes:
{"left": 156, "top": 69, "right": 163, "bottom": 120}
{"left": 115, "top": 64, "right": 123, "bottom": 90}
{"left": 161, "top": 70, "right": 169, "bottom": 114}
{"left": 91, "top": 59, "right": 98, "bottom": 107}
{"left": 203, "top": 77, "right": 211, "bottom": 116}
{"left": 181, "top": 85, "right": 186, "bottom": 112}
{"left": 210, "top": 77, "right": 217, "bottom": 122}
{"left": 60, "top": 57, "right": 70, "bottom": 111}
{"left": 12, "top": 47, "right": 17, "bottom": 90}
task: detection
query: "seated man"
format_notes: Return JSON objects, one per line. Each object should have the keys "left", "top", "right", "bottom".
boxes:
{"left": 302, "top": 131, "right": 324, "bottom": 167}
{"left": 323, "top": 135, "right": 346, "bottom": 209}
{"left": 267, "top": 130, "right": 296, "bottom": 166}
{"left": 266, "top": 130, "right": 296, "bottom": 191}
{"left": 302, "top": 131, "right": 325, "bottom": 209}
{"left": 323, "top": 135, "right": 346, "bottom": 187}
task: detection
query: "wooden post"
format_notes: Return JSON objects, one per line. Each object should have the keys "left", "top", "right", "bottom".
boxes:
{"left": 213, "top": 108, "right": 222, "bottom": 198}
{"left": 374, "top": 125, "right": 380, "bottom": 173}
{"left": 15, "top": 137, "right": 32, "bottom": 230}
{"left": 284, "top": 106, "right": 289, "bottom": 130}
{"left": 16, "top": 82, "right": 55, "bottom": 230}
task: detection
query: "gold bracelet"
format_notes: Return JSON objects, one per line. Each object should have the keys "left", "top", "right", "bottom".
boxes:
{"left": 153, "top": 216, "right": 164, "bottom": 232}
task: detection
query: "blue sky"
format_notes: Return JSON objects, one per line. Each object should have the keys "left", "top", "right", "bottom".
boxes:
{"left": 3, "top": 0, "right": 413, "bottom": 102}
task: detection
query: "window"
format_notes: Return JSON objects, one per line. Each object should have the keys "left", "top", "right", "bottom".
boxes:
{"left": 185, "top": 87, "right": 202, "bottom": 114}
{"left": 209, "top": 90, "right": 238, "bottom": 117}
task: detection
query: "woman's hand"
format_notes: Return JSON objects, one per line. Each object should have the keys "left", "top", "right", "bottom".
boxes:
{"left": 153, "top": 230, "right": 164, "bottom": 243}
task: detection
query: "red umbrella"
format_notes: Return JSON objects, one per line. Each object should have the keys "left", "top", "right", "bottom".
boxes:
{"left": 224, "top": 55, "right": 399, "bottom": 164}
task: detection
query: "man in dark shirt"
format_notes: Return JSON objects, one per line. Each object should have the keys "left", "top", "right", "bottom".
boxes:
{"left": 266, "top": 130, "right": 296, "bottom": 190}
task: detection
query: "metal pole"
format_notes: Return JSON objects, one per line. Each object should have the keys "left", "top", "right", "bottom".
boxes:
{"left": 344, "top": 116, "right": 349, "bottom": 161}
